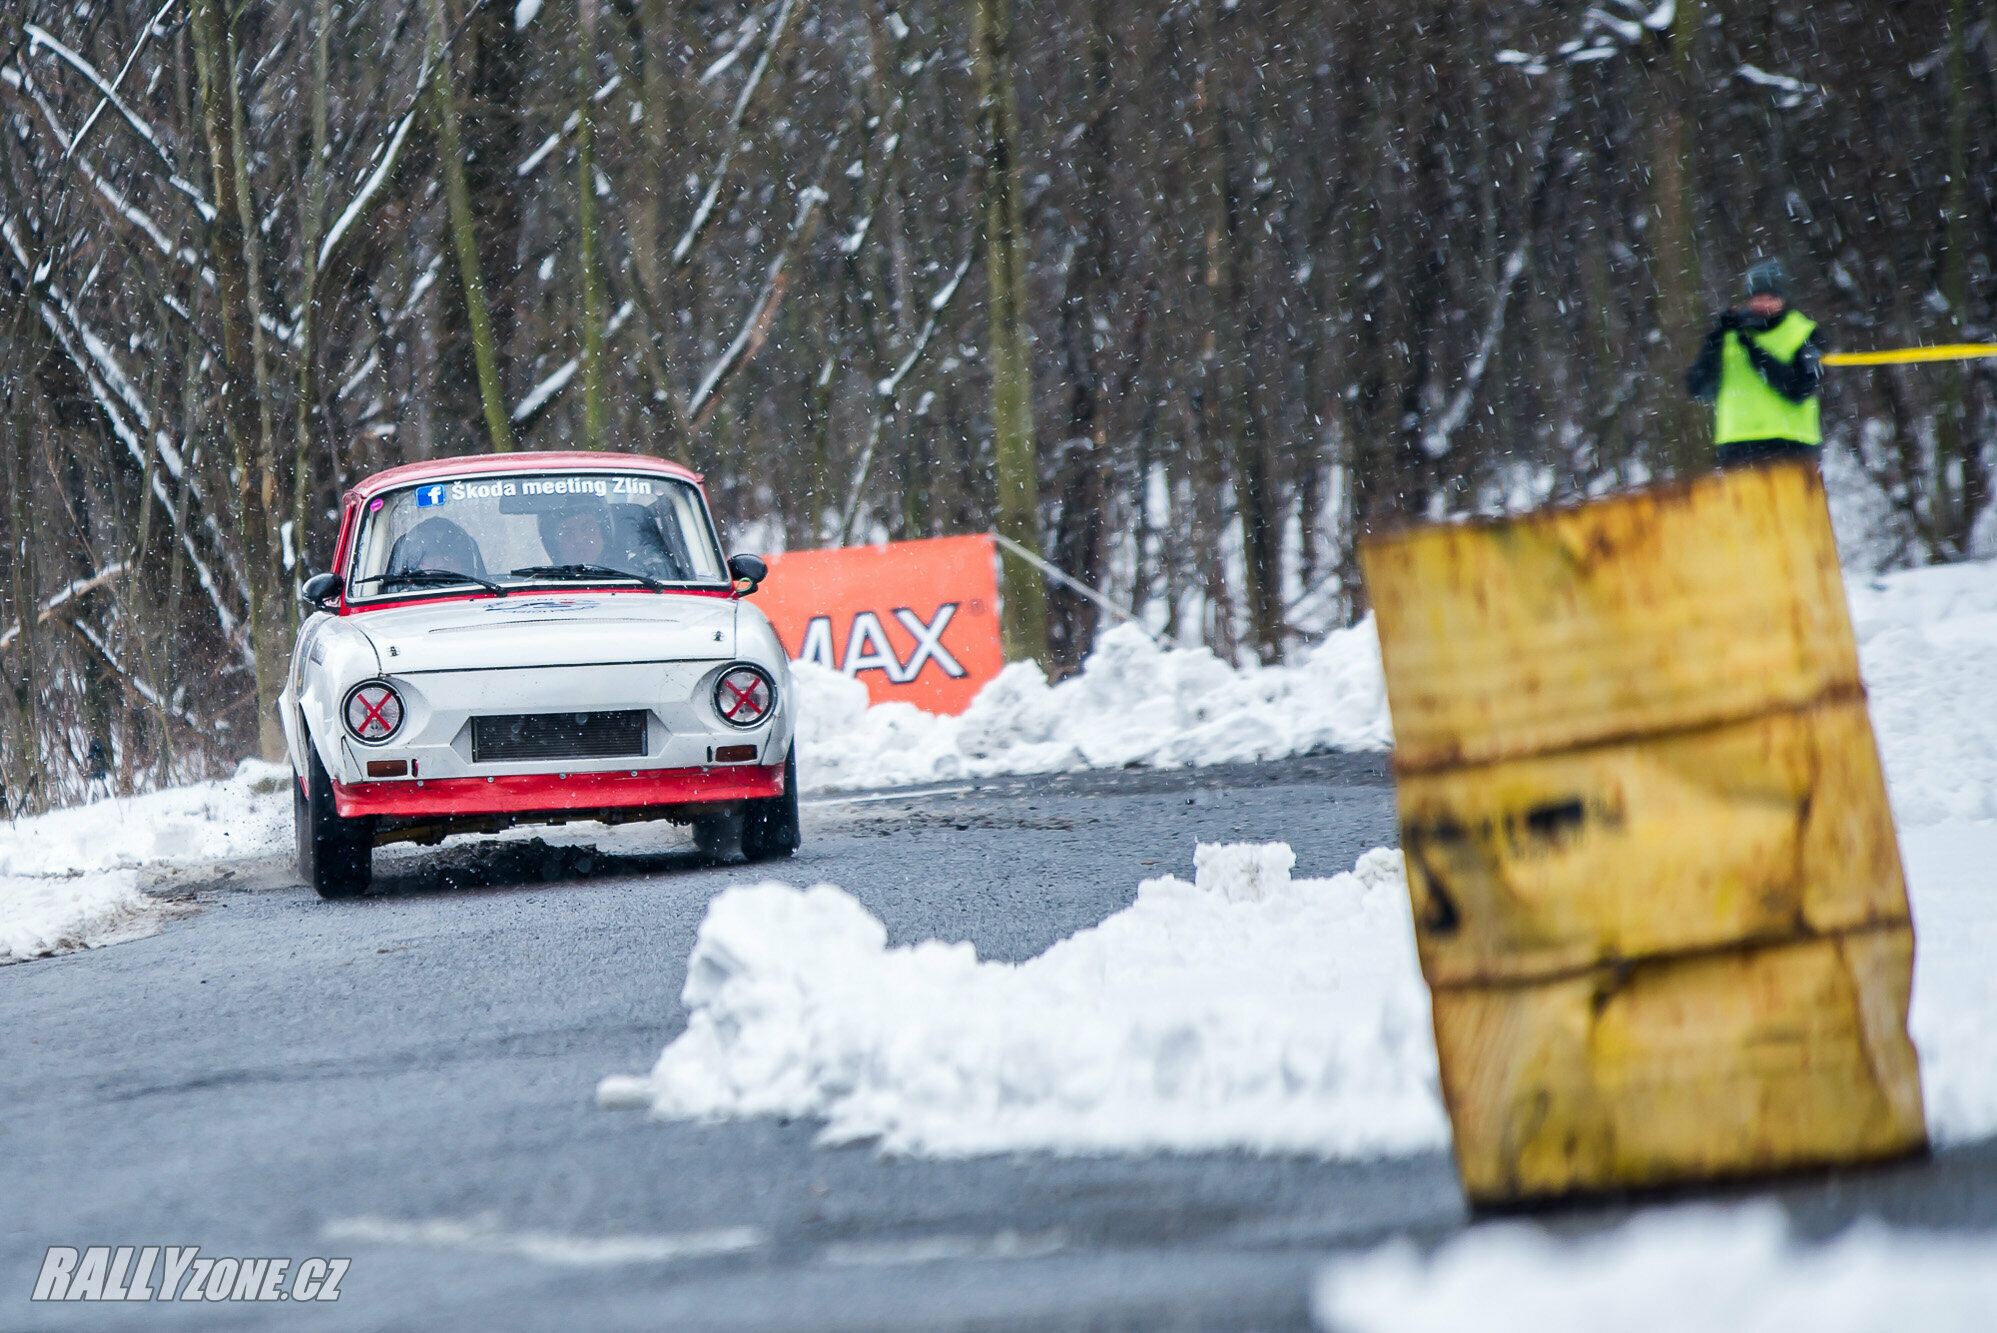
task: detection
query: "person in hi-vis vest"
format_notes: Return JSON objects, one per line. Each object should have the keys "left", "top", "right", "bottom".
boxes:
{"left": 1686, "top": 259, "right": 1827, "bottom": 469}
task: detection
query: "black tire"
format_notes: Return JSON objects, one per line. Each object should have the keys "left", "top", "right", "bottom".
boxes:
{"left": 742, "top": 747, "right": 801, "bottom": 862}
{"left": 295, "top": 745, "right": 374, "bottom": 899}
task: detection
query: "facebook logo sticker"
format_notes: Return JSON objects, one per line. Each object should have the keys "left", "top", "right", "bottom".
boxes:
{"left": 416, "top": 485, "right": 448, "bottom": 507}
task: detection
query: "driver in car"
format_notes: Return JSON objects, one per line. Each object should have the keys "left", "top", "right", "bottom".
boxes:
{"left": 528, "top": 500, "right": 688, "bottom": 583}
{"left": 390, "top": 516, "right": 485, "bottom": 577}
{"left": 542, "top": 508, "right": 613, "bottom": 565}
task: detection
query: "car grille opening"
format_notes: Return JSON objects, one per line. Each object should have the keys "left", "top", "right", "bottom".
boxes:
{"left": 471, "top": 710, "right": 648, "bottom": 763}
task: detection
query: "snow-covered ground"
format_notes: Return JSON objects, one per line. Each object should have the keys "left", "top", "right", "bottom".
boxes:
{"left": 0, "top": 759, "right": 294, "bottom": 880}
{"left": 597, "top": 844, "right": 1446, "bottom": 1157}
{"left": 0, "top": 760, "right": 291, "bottom": 964}
{"left": 598, "top": 555, "right": 1997, "bottom": 1156}
{"left": 1844, "top": 560, "right": 1997, "bottom": 824}
{"left": 0, "top": 870, "right": 167, "bottom": 964}
{"left": 1899, "top": 822, "right": 1997, "bottom": 1141}
{"left": 793, "top": 616, "right": 1392, "bottom": 793}
{"left": 1310, "top": 1203, "right": 1997, "bottom": 1332}
{"left": 2, "top": 556, "right": 1992, "bottom": 978}
{"left": 596, "top": 821, "right": 1997, "bottom": 1158}
{"left": 791, "top": 557, "right": 1997, "bottom": 807}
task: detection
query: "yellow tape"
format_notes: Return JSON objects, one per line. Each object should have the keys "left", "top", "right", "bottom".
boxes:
{"left": 1823, "top": 344, "right": 1997, "bottom": 367}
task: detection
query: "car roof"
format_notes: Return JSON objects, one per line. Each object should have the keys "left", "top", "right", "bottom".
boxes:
{"left": 344, "top": 452, "right": 704, "bottom": 505}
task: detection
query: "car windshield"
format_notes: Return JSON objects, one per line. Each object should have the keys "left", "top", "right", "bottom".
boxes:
{"left": 346, "top": 471, "right": 727, "bottom": 601}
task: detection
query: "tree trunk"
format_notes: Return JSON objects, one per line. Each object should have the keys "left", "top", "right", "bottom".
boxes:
{"left": 7, "top": 381, "right": 46, "bottom": 814}
{"left": 1226, "top": 7, "right": 1281, "bottom": 664}
{"left": 455, "top": 0, "right": 529, "bottom": 444}
{"left": 1194, "top": 1, "right": 1280, "bottom": 661}
{"left": 1046, "top": 0, "right": 1115, "bottom": 678}
{"left": 291, "top": 0, "right": 332, "bottom": 572}
{"left": 1190, "top": 0, "right": 1233, "bottom": 658}
{"left": 1935, "top": 0, "right": 1984, "bottom": 554}
{"left": 432, "top": 0, "right": 515, "bottom": 452}
{"left": 972, "top": 0, "right": 1049, "bottom": 667}
{"left": 576, "top": 0, "right": 606, "bottom": 448}
{"left": 632, "top": 0, "right": 684, "bottom": 459}
{"left": 192, "top": 0, "right": 288, "bottom": 762}
{"left": 1649, "top": 0, "right": 1706, "bottom": 478}
{"left": 1338, "top": 17, "right": 1394, "bottom": 619}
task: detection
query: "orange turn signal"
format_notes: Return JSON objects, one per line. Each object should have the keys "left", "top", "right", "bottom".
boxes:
{"left": 714, "top": 744, "right": 758, "bottom": 763}
{"left": 366, "top": 759, "right": 409, "bottom": 778}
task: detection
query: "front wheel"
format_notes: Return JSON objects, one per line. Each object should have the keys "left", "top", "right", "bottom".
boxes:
{"left": 742, "top": 747, "right": 800, "bottom": 862}
{"left": 296, "top": 745, "right": 374, "bottom": 899}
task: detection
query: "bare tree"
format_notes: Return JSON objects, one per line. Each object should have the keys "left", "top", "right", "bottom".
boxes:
{"left": 0, "top": 0, "right": 1990, "bottom": 806}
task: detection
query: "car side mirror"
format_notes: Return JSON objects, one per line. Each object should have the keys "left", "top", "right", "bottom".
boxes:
{"left": 300, "top": 571, "right": 343, "bottom": 612}
{"left": 727, "top": 553, "right": 768, "bottom": 596}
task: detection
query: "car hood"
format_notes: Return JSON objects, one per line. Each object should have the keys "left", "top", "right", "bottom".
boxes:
{"left": 347, "top": 592, "right": 739, "bottom": 673}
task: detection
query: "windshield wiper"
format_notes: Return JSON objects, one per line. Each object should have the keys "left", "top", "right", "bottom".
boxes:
{"left": 510, "top": 564, "right": 668, "bottom": 592}
{"left": 352, "top": 568, "right": 508, "bottom": 597}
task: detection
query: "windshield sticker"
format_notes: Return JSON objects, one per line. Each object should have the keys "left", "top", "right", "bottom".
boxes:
{"left": 414, "top": 476, "right": 660, "bottom": 504}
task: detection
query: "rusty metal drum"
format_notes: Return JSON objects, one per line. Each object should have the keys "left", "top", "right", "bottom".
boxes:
{"left": 1360, "top": 463, "right": 1926, "bottom": 1206}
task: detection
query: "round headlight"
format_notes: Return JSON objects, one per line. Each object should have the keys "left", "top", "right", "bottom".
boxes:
{"left": 343, "top": 680, "right": 405, "bottom": 744}
{"left": 714, "top": 665, "right": 775, "bottom": 729}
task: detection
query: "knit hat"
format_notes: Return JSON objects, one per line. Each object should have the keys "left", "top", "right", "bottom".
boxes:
{"left": 1744, "top": 258, "right": 1791, "bottom": 299}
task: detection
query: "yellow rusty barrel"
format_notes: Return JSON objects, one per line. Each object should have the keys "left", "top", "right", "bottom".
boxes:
{"left": 1359, "top": 463, "right": 1926, "bottom": 1206}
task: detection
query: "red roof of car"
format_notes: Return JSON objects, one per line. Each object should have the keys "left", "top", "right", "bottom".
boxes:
{"left": 344, "top": 452, "right": 703, "bottom": 504}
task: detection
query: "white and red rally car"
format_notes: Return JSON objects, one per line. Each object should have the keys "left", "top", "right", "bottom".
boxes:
{"left": 281, "top": 452, "right": 797, "bottom": 898}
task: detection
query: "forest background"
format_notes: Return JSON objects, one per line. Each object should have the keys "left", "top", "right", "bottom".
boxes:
{"left": 1, "top": 0, "right": 1991, "bottom": 807}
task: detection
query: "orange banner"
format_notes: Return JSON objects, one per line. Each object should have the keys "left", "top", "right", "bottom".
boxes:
{"left": 757, "top": 534, "right": 1004, "bottom": 715}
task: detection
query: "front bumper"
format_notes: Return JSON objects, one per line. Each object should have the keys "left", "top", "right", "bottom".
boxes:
{"left": 307, "top": 659, "right": 792, "bottom": 811}
{"left": 332, "top": 763, "right": 784, "bottom": 819}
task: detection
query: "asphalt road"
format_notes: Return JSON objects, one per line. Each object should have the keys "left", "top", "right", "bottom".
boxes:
{"left": 4, "top": 755, "right": 1995, "bottom": 1331}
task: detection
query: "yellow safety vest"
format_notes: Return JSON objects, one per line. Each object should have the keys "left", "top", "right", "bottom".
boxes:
{"left": 1714, "top": 311, "right": 1822, "bottom": 446}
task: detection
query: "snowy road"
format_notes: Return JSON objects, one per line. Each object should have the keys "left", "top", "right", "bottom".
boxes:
{"left": 5, "top": 756, "right": 1996, "bottom": 1330}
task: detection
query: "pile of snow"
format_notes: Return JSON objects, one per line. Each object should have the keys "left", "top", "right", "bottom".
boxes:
{"left": 1848, "top": 559, "right": 1997, "bottom": 825}
{"left": 602, "top": 825, "right": 1997, "bottom": 1158}
{"left": 792, "top": 618, "right": 1392, "bottom": 794}
{"left": 598, "top": 843, "right": 1447, "bottom": 1158}
{"left": 652, "top": 555, "right": 1997, "bottom": 1158}
{"left": 0, "top": 760, "right": 291, "bottom": 962}
{"left": 1311, "top": 1203, "right": 1997, "bottom": 1332}
{"left": 0, "top": 759, "right": 293, "bottom": 879}
{"left": 1902, "top": 824, "right": 1997, "bottom": 1143}
{"left": 791, "top": 555, "right": 1997, "bottom": 806}
{"left": 0, "top": 870, "right": 164, "bottom": 964}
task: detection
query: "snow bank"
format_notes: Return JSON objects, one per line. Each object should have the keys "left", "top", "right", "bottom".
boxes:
{"left": 793, "top": 555, "right": 1997, "bottom": 807}
{"left": 0, "top": 870, "right": 165, "bottom": 964}
{"left": 0, "top": 759, "right": 293, "bottom": 879}
{"left": 0, "top": 760, "right": 290, "bottom": 962}
{"left": 597, "top": 843, "right": 1448, "bottom": 1158}
{"left": 793, "top": 618, "right": 1392, "bottom": 794}
{"left": 1904, "top": 822, "right": 1997, "bottom": 1145}
{"left": 1311, "top": 1203, "right": 1997, "bottom": 1333}
{"left": 0, "top": 554, "right": 1982, "bottom": 869}
{"left": 1848, "top": 559, "right": 1997, "bottom": 826}
{"left": 604, "top": 823, "right": 1997, "bottom": 1158}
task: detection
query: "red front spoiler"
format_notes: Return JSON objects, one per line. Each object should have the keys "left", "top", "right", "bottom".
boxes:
{"left": 332, "top": 764, "right": 784, "bottom": 819}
